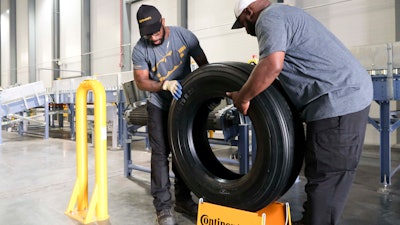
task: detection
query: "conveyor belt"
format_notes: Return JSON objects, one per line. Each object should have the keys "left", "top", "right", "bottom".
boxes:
{"left": 0, "top": 81, "right": 49, "bottom": 143}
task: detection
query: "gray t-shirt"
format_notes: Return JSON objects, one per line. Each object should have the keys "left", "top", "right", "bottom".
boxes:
{"left": 132, "top": 26, "right": 204, "bottom": 110}
{"left": 257, "top": 3, "right": 373, "bottom": 122}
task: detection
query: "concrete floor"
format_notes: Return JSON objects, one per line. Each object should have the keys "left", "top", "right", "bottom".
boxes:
{"left": 0, "top": 129, "right": 399, "bottom": 225}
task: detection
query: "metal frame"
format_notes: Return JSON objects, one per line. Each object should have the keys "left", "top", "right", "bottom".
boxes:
{"left": 49, "top": 72, "right": 132, "bottom": 146}
{"left": 123, "top": 115, "right": 254, "bottom": 177}
{"left": 0, "top": 81, "right": 49, "bottom": 144}
{"left": 355, "top": 42, "right": 400, "bottom": 187}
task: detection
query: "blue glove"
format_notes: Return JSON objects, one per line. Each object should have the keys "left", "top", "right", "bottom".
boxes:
{"left": 162, "top": 80, "right": 182, "bottom": 100}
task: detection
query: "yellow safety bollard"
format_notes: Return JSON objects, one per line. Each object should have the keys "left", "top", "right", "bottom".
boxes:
{"left": 208, "top": 130, "right": 214, "bottom": 138}
{"left": 65, "top": 79, "right": 109, "bottom": 224}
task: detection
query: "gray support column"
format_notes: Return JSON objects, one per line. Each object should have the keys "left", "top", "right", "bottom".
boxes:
{"left": 81, "top": 0, "right": 91, "bottom": 76}
{"left": 124, "top": 0, "right": 143, "bottom": 71}
{"left": 0, "top": 1, "right": 2, "bottom": 87}
{"left": 396, "top": 1, "right": 400, "bottom": 143}
{"left": 28, "top": 0, "right": 36, "bottom": 83}
{"left": 178, "top": 0, "right": 188, "bottom": 29}
{"left": 52, "top": 0, "right": 60, "bottom": 79}
{"left": 121, "top": 1, "right": 131, "bottom": 71}
{"left": 396, "top": 1, "right": 400, "bottom": 41}
{"left": 10, "top": 0, "right": 16, "bottom": 85}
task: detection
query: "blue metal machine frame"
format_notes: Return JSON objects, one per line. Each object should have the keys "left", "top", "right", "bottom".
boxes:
{"left": 365, "top": 43, "right": 400, "bottom": 187}
{"left": 369, "top": 74, "right": 400, "bottom": 186}
{"left": 123, "top": 120, "right": 254, "bottom": 178}
{"left": 0, "top": 81, "right": 50, "bottom": 144}
{"left": 122, "top": 107, "right": 255, "bottom": 177}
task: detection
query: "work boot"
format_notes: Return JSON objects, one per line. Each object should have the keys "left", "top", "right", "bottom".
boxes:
{"left": 174, "top": 199, "right": 198, "bottom": 219}
{"left": 291, "top": 220, "right": 305, "bottom": 225}
{"left": 156, "top": 209, "right": 176, "bottom": 225}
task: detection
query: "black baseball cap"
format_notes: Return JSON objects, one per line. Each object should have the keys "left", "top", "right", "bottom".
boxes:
{"left": 136, "top": 5, "right": 162, "bottom": 37}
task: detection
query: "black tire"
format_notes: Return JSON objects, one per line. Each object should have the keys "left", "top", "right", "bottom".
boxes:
{"left": 168, "top": 62, "right": 305, "bottom": 211}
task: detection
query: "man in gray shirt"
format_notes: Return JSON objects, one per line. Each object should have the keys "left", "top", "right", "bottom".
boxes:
{"left": 227, "top": 0, "right": 372, "bottom": 224}
{"left": 132, "top": 4, "right": 208, "bottom": 225}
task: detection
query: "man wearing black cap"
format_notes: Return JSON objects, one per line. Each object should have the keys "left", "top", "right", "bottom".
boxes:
{"left": 132, "top": 4, "right": 208, "bottom": 225}
{"left": 227, "top": 0, "right": 372, "bottom": 225}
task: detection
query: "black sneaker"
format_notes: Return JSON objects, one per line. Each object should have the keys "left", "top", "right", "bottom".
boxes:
{"left": 156, "top": 209, "right": 176, "bottom": 225}
{"left": 292, "top": 220, "right": 305, "bottom": 225}
{"left": 174, "top": 199, "right": 198, "bottom": 218}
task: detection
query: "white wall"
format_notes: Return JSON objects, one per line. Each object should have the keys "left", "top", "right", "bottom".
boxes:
{"left": 188, "top": 0, "right": 258, "bottom": 63}
{"left": 16, "top": 0, "right": 29, "bottom": 85}
{"left": 297, "top": 0, "right": 395, "bottom": 46}
{"left": 90, "top": 0, "right": 121, "bottom": 75}
{"left": 36, "top": 0, "right": 53, "bottom": 88}
{"left": 188, "top": 0, "right": 395, "bottom": 63}
{"left": 59, "top": 0, "right": 81, "bottom": 78}
{"left": 1, "top": 0, "right": 10, "bottom": 88}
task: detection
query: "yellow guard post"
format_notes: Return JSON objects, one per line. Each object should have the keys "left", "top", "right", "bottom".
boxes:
{"left": 65, "top": 80, "right": 109, "bottom": 224}
{"left": 197, "top": 198, "right": 291, "bottom": 225}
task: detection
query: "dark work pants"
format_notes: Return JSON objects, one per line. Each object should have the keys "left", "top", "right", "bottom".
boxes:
{"left": 302, "top": 106, "right": 370, "bottom": 225}
{"left": 146, "top": 102, "right": 192, "bottom": 212}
